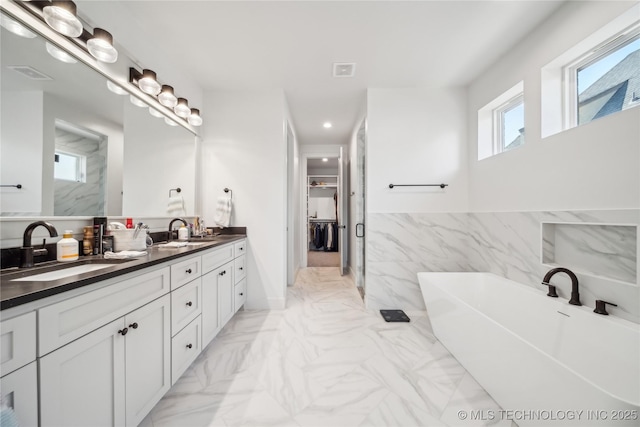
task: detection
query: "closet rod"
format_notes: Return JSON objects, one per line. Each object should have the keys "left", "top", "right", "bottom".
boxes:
{"left": 388, "top": 183, "right": 448, "bottom": 189}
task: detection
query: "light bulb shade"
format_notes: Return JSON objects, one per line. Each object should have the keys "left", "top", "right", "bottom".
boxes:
{"left": 106, "top": 80, "right": 127, "bottom": 95}
{"left": 138, "top": 69, "right": 161, "bottom": 95}
{"left": 188, "top": 108, "right": 203, "bottom": 126}
{"left": 158, "top": 85, "right": 178, "bottom": 108}
{"left": 165, "top": 117, "right": 178, "bottom": 126}
{"left": 0, "top": 14, "right": 37, "bottom": 38}
{"left": 130, "top": 94, "right": 147, "bottom": 108}
{"left": 87, "top": 28, "right": 118, "bottom": 63}
{"left": 148, "top": 107, "right": 164, "bottom": 118}
{"left": 174, "top": 98, "right": 190, "bottom": 118}
{"left": 43, "top": 1, "right": 83, "bottom": 38}
{"left": 45, "top": 41, "right": 77, "bottom": 63}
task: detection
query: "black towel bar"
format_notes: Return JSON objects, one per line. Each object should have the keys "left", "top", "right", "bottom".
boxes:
{"left": 388, "top": 183, "right": 448, "bottom": 189}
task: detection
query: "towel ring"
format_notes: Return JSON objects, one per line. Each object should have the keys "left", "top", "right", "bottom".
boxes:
{"left": 223, "top": 188, "right": 232, "bottom": 199}
{"left": 169, "top": 187, "right": 182, "bottom": 197}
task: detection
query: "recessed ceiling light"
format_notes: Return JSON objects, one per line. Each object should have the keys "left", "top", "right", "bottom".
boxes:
{"left": 322, "top": 158, "right": 328, "bottom": 162}
{"left": 323, "top": 122, "right": 332, "bottom": 129}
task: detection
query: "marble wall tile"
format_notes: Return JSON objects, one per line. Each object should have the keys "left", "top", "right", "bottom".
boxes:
{"left": 366, "top": 209, "right": 639, "bottom": 323}
{"left": 467, "top": 210, "right": 639, "bottom": 323}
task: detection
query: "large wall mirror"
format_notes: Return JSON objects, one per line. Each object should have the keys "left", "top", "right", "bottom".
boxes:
{"left": 0, "top": 10, "right": 196, "bottom": 218}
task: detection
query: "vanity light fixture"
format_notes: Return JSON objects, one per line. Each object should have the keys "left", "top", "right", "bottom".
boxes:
{"left": 45, "top": 41, "right": 78, "bottom": 63}
{"left": 323, "top": 122, "right": 332, "bottom": 128}
{"left": 0, "top": 14, "right": 37, "bottom": 38}
{"left": 158, "top": 85, "right": 178, "bottom": 108}
{"left": 42, "top": 1, "right": 83, "bottom": 38}
{"left": 164, "top": 117, "right": 178, "bottom": 127}
{"left": 130, "top": 94, "right": 147, "bottom": 108}
{"left": 148, "top": 107, "right": 165, "bottom": 118}
{"left": 174, "top": 98, "right": 190, "bottom": 118}
{"left": 187, "top": 108, "right": 203, "bottom": 126}
{"left": 87, "top": 28, "right": 118, "bottom": 63}
{"left": 136, "top": 69, "right": 162, "bottom": 96}
{"left": 106, "top": 80, "right": 128, "bottom": 95}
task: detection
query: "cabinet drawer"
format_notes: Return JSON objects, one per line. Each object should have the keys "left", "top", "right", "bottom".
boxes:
{"left": 0, "top": 361, "right": 38, "bottom": 427}
{"left": 171, "top": 315, "right": 201, "bottom": 385}
{"left": 234, "top": 278, "right": 247, "bottom": 312}
{"left": 1, "top": 311, "right": 36, "bottom": 377}
{"left": 171, "top": 277, "right": 202, "bottom": 336}
{"left": 170, "top": 256, "right": 201, "bottom": 290}
{"left": 234, "top": 240, "right": 246, "bottom": 258}
{"left": 234, "top": 255, "right": 246, "bottom": 282}
{"left": 201, "top": 245, "right": 234, "bottom": 274}
{"left": 39, "top": 267, "right": 170, "bottom": 356}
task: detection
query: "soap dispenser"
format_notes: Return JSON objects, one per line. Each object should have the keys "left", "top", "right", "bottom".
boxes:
{"left": 178, "top": 225, "right": 189, "bottom": 240}
{"left": 57, "top": 230, "right": 79, "bottom": 262}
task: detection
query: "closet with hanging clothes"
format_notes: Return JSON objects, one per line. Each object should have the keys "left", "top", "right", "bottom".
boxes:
{"left": 307, "top": 173, "right": 339, "bottom": 266}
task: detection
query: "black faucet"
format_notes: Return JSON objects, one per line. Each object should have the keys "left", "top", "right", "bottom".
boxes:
{"left": 20, "top": 221, "right": 59, "bottom": 268}
{"left": 168, "top": 218, "right": 187, "bottom": 240}
{"left": 594, "top": 300, "right": 617, "bottom": 315}
{"left": 542, "top": 267, "right": 581, "bottom": 306}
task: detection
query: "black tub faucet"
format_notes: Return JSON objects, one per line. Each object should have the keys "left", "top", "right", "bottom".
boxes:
{"left": 20, "top": 221, "right": 58, "bottom": 268}
{"left": 542, "top": 267, "right": 581, "bottom": 306}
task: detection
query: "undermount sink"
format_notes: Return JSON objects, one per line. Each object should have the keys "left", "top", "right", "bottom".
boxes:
{"left": 6, "top": 258, "right": 133, "bottom": 282}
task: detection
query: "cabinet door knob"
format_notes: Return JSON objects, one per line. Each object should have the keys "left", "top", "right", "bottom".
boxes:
{"left": 239, "top": 267, "right": 243, "bottom": 271}
{"left": 118, "top": 328, "right": 128, "bottom": 336}
{"left": 129, "top": 322, "right": 138, "bottom": 329}
{"left": 186, "top": 301, "right": 193, "bottom": 307}
{"left": 186, "top": 343, "right": 193, "bottom": 349}
{"left": 240, "top": 247, "right": 244, "bottom": 251}
{"left": 186, "top": 268, "right": 192, "bottom": 274}
{"left": 239, "top": 292, "right": 244, "bottom": 296}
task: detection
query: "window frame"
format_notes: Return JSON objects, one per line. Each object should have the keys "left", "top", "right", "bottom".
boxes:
{"left": 54, "top": 150, "right": 86, "bottom": 183}
{"left": 493, "top": 93, "right": 525, "bottom": 154}
{"left": 562, "top": 24, "right": 640, "bottom": 129}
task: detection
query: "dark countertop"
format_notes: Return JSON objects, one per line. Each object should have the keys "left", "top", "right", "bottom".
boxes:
{"left": 0, "top": 235, "right": 246, "bottom": 311}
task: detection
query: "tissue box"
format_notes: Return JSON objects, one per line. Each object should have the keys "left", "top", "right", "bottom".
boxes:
{"left": 111, "top": 229, "right": 147, "bottom": 252}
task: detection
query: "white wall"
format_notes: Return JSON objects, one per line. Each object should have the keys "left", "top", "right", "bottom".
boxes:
{"left": 467, "top": 1, "right": 639, "bottom": 212}
{"left": 367, "top": 88, "right": 469, "bottom": 213}
{"left": 0, "top": 92, "right": 43, "bottom": 215}
{"left": 201, "top": 89, "right": 287, "bottom": 309}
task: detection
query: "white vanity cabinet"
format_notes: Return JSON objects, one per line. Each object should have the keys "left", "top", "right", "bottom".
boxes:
{"left": 38, "top": 267, "right": 172, "bottom": 427}
{"left": 0, "top": 312, "right": 38, "bottom": 427}
{"left": 201, "top": 239, "right": 247, "bottom": 347}
{"left": 40, "top": 293, "right": 171, "bottom": 427}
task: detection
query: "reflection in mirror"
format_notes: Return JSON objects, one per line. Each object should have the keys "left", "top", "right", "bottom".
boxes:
{"left": 0, "top": 10, "right": 196, "bottom": 218}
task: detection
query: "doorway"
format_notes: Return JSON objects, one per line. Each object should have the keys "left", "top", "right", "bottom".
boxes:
{"left": 306, "top": 157, "right": 340, "bottom": 267}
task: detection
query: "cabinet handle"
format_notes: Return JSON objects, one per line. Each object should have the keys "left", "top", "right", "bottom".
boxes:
{"left": 239, "top": 292, "right": 244, "bottom": 296}
{"left": 240, "top": 247, "right": 244, "bottom": 251}
{"left": 219, "top": 270, "right": 226, "bottom": 276}
{"left": 118, "top": 328, "right": 128, "bottom": 336}
{"left": 186, "top": 301, "right": 193, "bottom": 307}
{"left": 129, "top": 322, "right": 138, "bottom": 329}
{"left": 186, "top": 268, "right": 192, "bottom": 274}
{"left": 239, "top": 267, "right": 243, "bottom": 271}
{"left": 186, "top": 343, "right": 193, "bottom": 349}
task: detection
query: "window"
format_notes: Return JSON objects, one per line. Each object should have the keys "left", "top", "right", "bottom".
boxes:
{"left": 495, "top": 95, "right": 525, "bottom": 153}
{"left": 541, "top": 4, "right": 639, "bottom": 137}
{"left": 477, "top": 81, "right": 524, "bottom": 160}
{"left": 569, "top": 30, "right": 639, "bottom": 126}
{"left": 54, "top": 151, "right": 86, "bottom": 182}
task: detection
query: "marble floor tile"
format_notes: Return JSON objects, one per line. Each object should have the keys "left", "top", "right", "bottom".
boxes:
{"left": 142, "top": 267, "right": 504, "bottom": 427}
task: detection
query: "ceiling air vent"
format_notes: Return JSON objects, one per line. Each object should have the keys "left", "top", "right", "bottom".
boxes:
{"left": 333, "top": 62, "right": 356, "bottom": 78}
{"left": 7, "top": 65, "right": 53, "bottom": 81}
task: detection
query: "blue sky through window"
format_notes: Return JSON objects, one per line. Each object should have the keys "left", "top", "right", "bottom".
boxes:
{"left": 578, "top": 37, "right": 639, "bottom": 94}
{"left": 503, "top": 102, "right": 524, "bottom": 146}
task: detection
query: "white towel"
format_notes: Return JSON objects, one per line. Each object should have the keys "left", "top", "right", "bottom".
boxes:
{"left": 214, "top": 196, "right": 232, "bottom": 228}
{"left": 167, "top": 195, "right": 185, "bottom": 216}
{"left": 103, "top": 250, "right": 148, "bottom": 259}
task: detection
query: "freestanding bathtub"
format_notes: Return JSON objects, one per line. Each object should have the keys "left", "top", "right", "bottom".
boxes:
{"left": 418, "top": 272, "right": 639, "bottom": 426}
